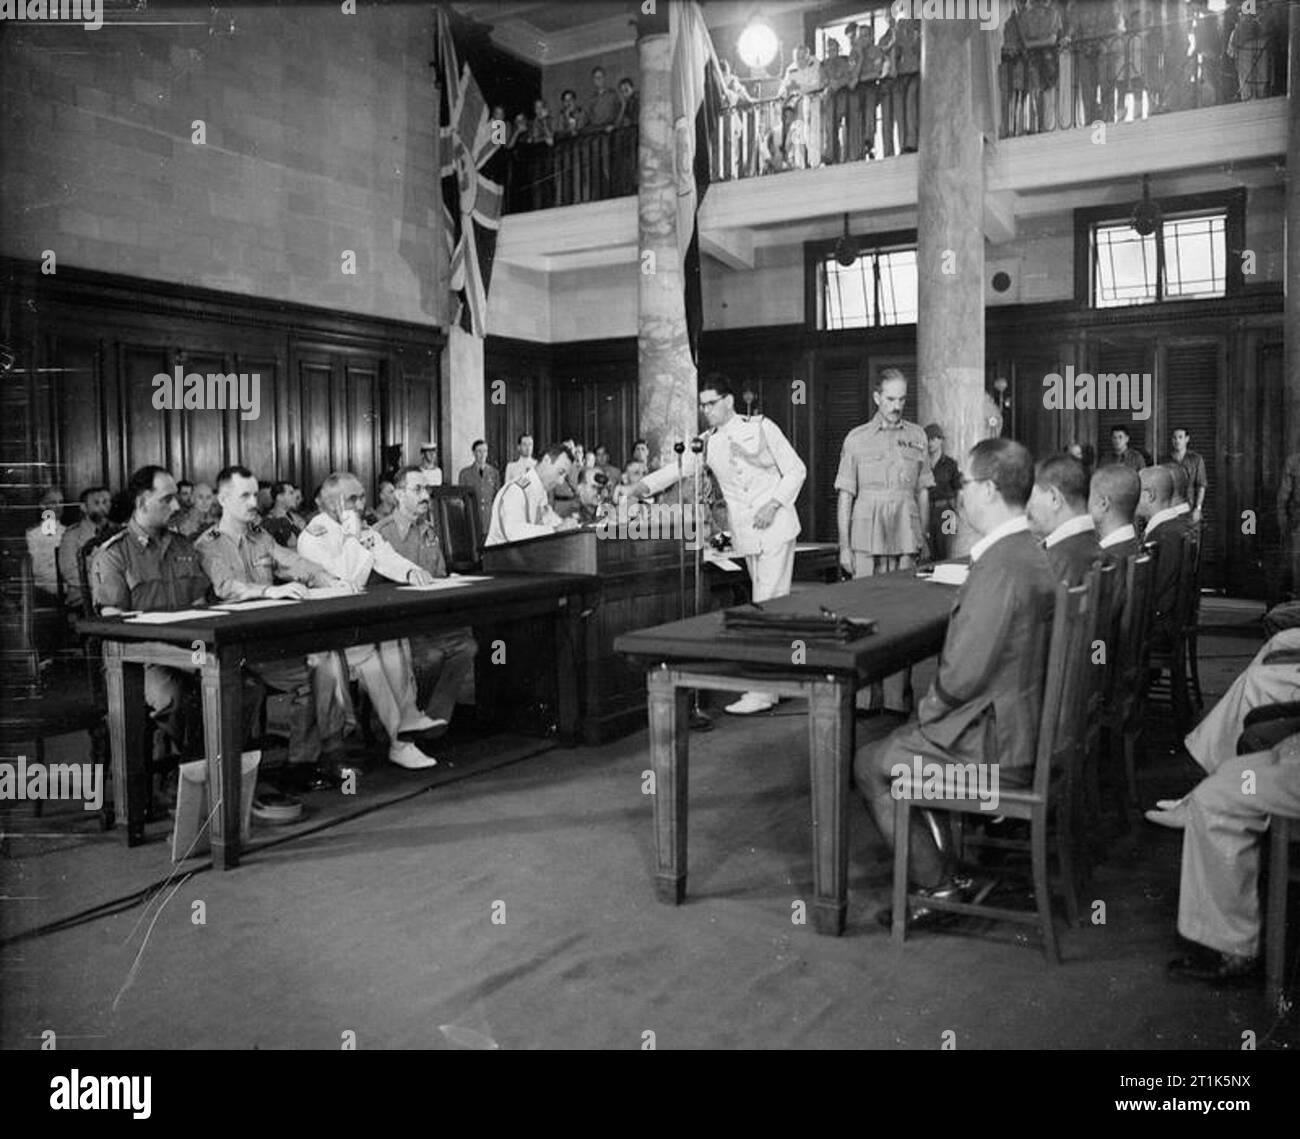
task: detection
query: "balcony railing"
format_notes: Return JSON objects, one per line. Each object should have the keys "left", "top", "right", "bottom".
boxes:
{"left": 500, "top": 21, "right": 1288, "bottom": 215}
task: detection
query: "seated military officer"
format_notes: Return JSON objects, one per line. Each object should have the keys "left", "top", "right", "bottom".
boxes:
{"left": 297, "top": 471, "right": 442, "bottom": 769}
{"left": 195, "top": 465, "right": 358, "bottom": 793}
{"left": 486, "top": 443, "right": 580, "bottom": 545}
{"left": 91, "top": 465, "right": 212, "bottom": 756}
{"left": 373, "top": 467, "right": 478, "bottom": 736}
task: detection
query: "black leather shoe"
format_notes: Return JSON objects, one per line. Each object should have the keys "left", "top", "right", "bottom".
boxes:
{"left": 876, "top": 875, "right": 974, "bottom": 931}
{"left": 1167, "top": 949, "right": 1261, "bottom": 988}
{"left": 280, "top": 763, "right": 341, "bottom": 793}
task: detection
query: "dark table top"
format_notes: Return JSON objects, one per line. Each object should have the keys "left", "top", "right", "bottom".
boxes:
{"left": 615, "top": 571, "right": 957, "bottom": 679}
{"left": 78, "top": 572, "right": 597, "bottom": 647}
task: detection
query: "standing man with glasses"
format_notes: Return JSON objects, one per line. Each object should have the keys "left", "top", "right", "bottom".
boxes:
{"left": 630, "top": 374, "right": 806, "bottom": 716}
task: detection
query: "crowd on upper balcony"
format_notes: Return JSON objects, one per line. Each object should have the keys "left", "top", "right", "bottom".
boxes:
{"left": 498, "top": 0, "right": 1291, "bottom": 213}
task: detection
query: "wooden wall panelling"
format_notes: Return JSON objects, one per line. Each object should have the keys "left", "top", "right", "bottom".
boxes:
{"left": 1164, "top": 336, "right": 1223, "bottom": 586}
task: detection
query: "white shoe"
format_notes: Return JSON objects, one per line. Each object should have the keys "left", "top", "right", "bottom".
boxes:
{"left": 399, "top": 713, "right": 446, "bottom": 734}
{"left": 1155, "top": 797, "right": 1186, "bottom": 812}
{"left": 724, "top": 692, "right": 777, "bottom": 716}
{"left": 389, "top": 741, "right": 438, "bottom": 770}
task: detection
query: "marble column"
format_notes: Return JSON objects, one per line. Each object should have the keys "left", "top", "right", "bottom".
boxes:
{"left": 916, "top": 18, "right": 987, "bottom": 466}
{"left": 1286, "top": 3, "right": 1300, "bottom": 455}
{"left": 637, "top": 8, "right": 698, "bottom": 471}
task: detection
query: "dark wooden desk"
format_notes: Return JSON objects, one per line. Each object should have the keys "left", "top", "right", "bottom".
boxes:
{"left": 615, "top": 572, "right": 957, "bottom": 936}
{"left": 79, "top": 574, "right": 596, "bottom": 869}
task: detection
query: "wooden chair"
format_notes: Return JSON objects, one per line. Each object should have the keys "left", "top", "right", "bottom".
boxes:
{"left": 890, "top": 579, "right": 1093, "bottom": 963}
{"left": 1147, "top": 528, "right": 1202, "bottom": 737}
{"left": 430, "top": 485, "right": 484, "bottom": 571}
{"left": 0, "top": 553, "right": 42, "bottom": 698}
{"left": 1265, "top": 814, "right": 1300, "bottom": 1011}
{"left": 1073, "top": 560, "right": 1120, "bottom": 884}
{"left": 1100, "top": 552, "right": 1153, "bottom": 815}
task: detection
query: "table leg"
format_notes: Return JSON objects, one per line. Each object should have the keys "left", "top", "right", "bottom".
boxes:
{"left": 102, "top": 641, "right": 148, "bottom": 845}
{"left": 555, "top": 596, "right": 582, "bottom": 745}
{"left": 201, "top": 644, "right": 244, "bottom": 870}
{"left": 648, "top": 668, "right": 689, "bottom": 904}
{"left": 807, "top": 677, "right": 853, "bottom": 935}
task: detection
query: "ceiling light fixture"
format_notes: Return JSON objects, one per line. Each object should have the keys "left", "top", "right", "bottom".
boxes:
{"left": 737, "top": 15, "right": 778, "bottom": 71}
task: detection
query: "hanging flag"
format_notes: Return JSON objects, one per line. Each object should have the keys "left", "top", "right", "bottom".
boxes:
{"left": 436, "top": 5, "right": 503, "bottom": 338}
{"left": 669, "top": 0, "right": 724, "bottom": 365}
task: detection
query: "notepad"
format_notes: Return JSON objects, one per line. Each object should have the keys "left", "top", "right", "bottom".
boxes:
{"left": 125, "top": 609, "right": 224, "bottom": 624}
{"left": 210, "top": 598, "right": 301, "bottom": 610}
{"left": 926, "top": 563, "right": 969, "bottom": 586}
{"left": 448, "top": 574, "right": 492, "bottom": 582}
{"left": 704, "top": 552, "right": 742, "bottom": 572}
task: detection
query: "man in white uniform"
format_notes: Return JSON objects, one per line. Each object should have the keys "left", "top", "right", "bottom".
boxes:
{"left": 503, "top": 433, "right": 537, "bottom": 485}
{"left": 413, "top": 441, "right": 443, "bottom": 488}
{"left": 632, "top": 374, "right": 806, "bottom": 715}
{"left": 298, "top": 472, "right": 442, "bottom": 770}
{"left": 487, "top": 443, "right": 579, "bottom": 545}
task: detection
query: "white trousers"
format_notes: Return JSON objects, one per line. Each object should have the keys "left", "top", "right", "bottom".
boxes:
{"left": 1185, "top": 630, "right": 1300, "bottom": 773}
{"left": 1178, "top": 738, "right": 1300, "bottom": 958}
{"left": 744, "top": 540, "right": 795, "bottom": 604}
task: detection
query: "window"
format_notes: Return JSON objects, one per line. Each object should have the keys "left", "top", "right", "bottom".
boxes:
{"left": 819, "top": 244, "right": 919, "bottom": 329}
{"left": 1078, "top": 190, "right": 1243, "bottom": 308}
{"left": 1092, "top": 213, "right": 1226, "bottom": 307}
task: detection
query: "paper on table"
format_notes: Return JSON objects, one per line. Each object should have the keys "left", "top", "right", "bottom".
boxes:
{"left": 125, "top": 609, "right": 225, "bottom": 624}
{"left": 926, "top": 563, "right": 969, "bottom": 586}
{"left": 210, "top": 598, "right": 300, "bottom": 610}
{"left": 448, "top": 574, "right": 492, "bottom": 582}
{"left": 704, "top": 551, "right": 742, "bottom": 572}
{"left": 305, "top": 585, "right": 356, "bottom": 600}
{"left": 397, "top": 579, "right": 477, "bottom": 591}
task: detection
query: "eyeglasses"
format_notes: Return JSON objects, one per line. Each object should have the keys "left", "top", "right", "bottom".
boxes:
{"left": 954, "top": 473, "right": 991, "bottom": 491}
{"left": 699, "top": 396, "right": 724, "bottom": 411}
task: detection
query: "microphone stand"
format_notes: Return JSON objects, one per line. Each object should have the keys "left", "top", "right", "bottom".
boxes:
{"left": 674, "top": 441, "right": 687, "bottom": 622}
{"left": 688, "top": 435, "right": 712, "bottom": 732}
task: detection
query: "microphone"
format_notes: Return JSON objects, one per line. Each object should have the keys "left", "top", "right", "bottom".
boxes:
{"left": 674, "top": 441, "right": 686, "bottom": 455}
{"left": 690, "top": 436, "right": 705, "bottom": 454}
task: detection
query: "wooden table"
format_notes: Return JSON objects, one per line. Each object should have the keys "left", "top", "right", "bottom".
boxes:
{"left": 79, "top": 574, "right": 596, "bottom": 869}
{"left": 615, "top": 572, "right": 956, "bottom": 935}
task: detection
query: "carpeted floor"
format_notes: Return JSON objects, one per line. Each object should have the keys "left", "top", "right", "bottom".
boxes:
{"left": 1, "top": 632, "right": 1296, "bottom": 1050}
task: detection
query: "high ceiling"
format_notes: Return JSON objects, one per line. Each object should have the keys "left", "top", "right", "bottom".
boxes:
{"left": 452, "top": 1, "right": 827, "bottom": 65}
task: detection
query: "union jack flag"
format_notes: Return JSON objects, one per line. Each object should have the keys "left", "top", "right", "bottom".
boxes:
{"left": 436, "top": 6, "right": 503, "bottom": 338}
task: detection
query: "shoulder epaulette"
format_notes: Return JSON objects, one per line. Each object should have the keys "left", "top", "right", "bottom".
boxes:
{"left": 97, "top": 529, "right": 128, "bottom": 553}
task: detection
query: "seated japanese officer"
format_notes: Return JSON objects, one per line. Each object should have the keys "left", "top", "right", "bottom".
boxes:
{"left": 1089, "top": 463, "right": 1143, "bottom": 566}
{"left": 372, "top": 466, "right": 478, "bottom": 736}
{"left": 853, "top": 438, "right": 1057, "bottom": 923}
{"left": 1136, "top": 464, "right": 1186, "bottom": 643}
{"left": 194, "top": 464, "right": 358, "bottom": 790}
{"left": 296, "top": 471, "right": 442, "bottom": 769}
{"left": 1027, "top": 453, "right": 1101, "bottom": 586}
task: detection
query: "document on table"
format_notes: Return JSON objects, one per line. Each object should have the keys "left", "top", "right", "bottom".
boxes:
{"left": 125, "top": 609, "right": 226, "bottom": 624}
{"left": 704, "top": 551, "right": 742, "bottom": 572}
{"left": 397, "top": 579, "right": 477, "bottom": 591}
{"left": 305, "top": 585, "right": 356, "bottom": 600}
{"left": 923, "top": 563, "right": 969, "bottom": 586}
{"left": 210, "top": 598, "right": 300, "bottom": 610}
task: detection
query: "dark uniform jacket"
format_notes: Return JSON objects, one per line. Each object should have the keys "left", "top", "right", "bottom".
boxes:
{"left": 1045, "top": 527, "right": 1103, "bottom": 587}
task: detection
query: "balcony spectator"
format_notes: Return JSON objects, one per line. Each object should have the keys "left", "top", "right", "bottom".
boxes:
{"left": 717, "top": 58, "right": 754, "bottom": 180}
{"left": 1227, "top": 2, "right": 1270, "bottom": 101}
{"left": 778, "top": 43, "right": 822, "bottom": 167}
{"left": 1022, "top": 0, "right": 1066, "bottom": 133}
{"left": 1003, "top": 0, "right": 1029, "bottom": 136}
{"left": 586, "top": 66, "right": 621, "bottom": 131}
{"left": 847, "top": 20, "right": 885, "bottom": 160}
{"left": 1261, "top": 0, "right": 1290, "bottom": 97}
{"left": 616, "top": 77, "right": 639, "bottom": 128}
{"left": 821, "top": 36, "right": 853, "bottom": 165}
{"left": 507, "top": 112, "right": 529, "bottom": 149}
{"left": 881, "top": 1, "right": 921, "bottom": 153}
{"left": 528, "top": 98, "right": 554, "bottom": 144}
{"left": 556, "top": 89, "right": 588, "bottom": 137}
{"left": 1069, "top": 0, "right": 1122, "bottom": 125}
{"left": 1159, "top": 0, "right": 1196, "bottom": 113}
{"left": 1189, "top": 0, "right": 1224, "bottom": 106}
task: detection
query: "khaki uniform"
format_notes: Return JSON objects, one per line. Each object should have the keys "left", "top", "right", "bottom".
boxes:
{"left": 836, "top": 413, "right": 933, "bottom": 560}
{"left": 90, "top": 521, "right": 212, "bottom": 731}
{"left": 194, "top": 521, "right": 346, "bottom": 766}
{"left": 373, "top": 511, "right": 478, "bottom": 724}
{"left": 837, "top": 412, "right": 932, "bottom": 711}
{"left": 1277, "top": 452, "right": 1300, "bottom": 596}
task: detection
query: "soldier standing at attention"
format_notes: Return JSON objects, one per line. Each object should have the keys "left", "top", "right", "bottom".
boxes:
{"left": 836, "top": 369, "right": 932, "bottom": 714}
{"left": 457, "top": 438, "right": 501, "bottom": 539}
{"left": 631, "top": 373, "right": 806, "bottom": 716}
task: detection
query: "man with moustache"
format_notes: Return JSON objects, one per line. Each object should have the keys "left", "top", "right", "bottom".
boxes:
{"left": 58, "top": 485, "right": 117, "bottom": 612}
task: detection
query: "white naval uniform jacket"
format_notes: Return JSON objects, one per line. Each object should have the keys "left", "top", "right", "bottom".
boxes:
{"left": 486, "top": 467, "right": 560, "bottom": 546}
{"left": 297, "top": 510, "right": 422, "bottom": 588}
{"left": 641, "top": 414, "right": 805, "bottom": 556}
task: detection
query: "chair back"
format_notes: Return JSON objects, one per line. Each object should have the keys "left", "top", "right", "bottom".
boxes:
{"left": 430, "top": 485, "right": 483, "bottom": 573}
{"left": 1116, "top": 552, "right": 1154, "bottom": 706}
{"left": 1173, "top": 527, "right": 1201, "bottom": 628}
{"left": 76, "top": 529, "right": 121, "bottom": 708}
{"left": 1082, "top": 560, "right": 1119, "bottom": 736}
{"left": 76, "top": 527, "right": 120, "bottom": 618}
{"left": 1032, "top": 579, "right": 1093, "bottom": 799}
{"left": 0, "top": 553, "right": 41, "bottom": 698}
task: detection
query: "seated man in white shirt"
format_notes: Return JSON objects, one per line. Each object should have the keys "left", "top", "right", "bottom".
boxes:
{"left": 486, "top": 443, "right": 580, "bottom": 545}
{"left": 298, "top": 472, "right": 441, "bottom": 770}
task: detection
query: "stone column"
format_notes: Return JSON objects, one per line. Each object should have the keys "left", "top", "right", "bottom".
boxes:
{"left": 916, "top": 18, "right": 987, "bottom": 463}
{"left": 1286, "top": 2, "right": 1300, "bottom": 455}
{"left": 637, "top": 7, "right": 698, "bottom": 470}
{"left": 440, "top": 325, "right": 485, "bottom": 484}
